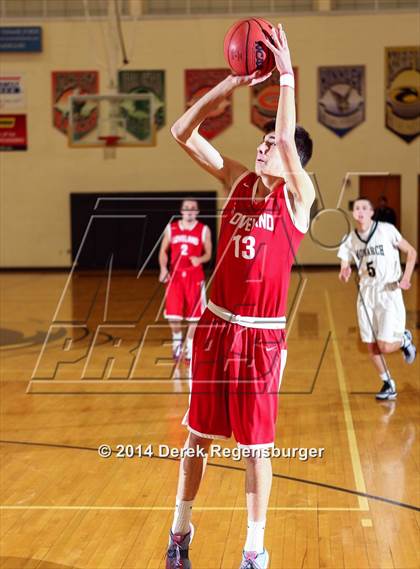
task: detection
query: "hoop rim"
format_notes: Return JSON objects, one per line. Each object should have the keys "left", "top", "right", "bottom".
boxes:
{"left": 98, "top": 135, "right": 122, "bottom": 147}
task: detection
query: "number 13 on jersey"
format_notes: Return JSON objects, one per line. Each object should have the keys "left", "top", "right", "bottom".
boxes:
{"left": 232, "top": 235, "right": 256, "bottom": 260}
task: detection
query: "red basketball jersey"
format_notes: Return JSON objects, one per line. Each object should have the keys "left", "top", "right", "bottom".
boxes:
{"left": 210, "top": 171, "right": 306, "bottom": 318}
{"left": 167, "top": 220, "right": 207, "bottom": 279}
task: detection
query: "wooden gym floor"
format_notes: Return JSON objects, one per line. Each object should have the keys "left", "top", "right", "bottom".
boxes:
{"left": 0, "top": 269, "right": 419, "bottom": 569}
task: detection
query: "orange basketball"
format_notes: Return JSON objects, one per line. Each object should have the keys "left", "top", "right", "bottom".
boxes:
{"left": 223, "top": 18, "right": 276, "bottom": 76}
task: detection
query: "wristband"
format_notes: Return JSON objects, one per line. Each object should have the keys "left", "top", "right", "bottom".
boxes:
{"left": 280, "top": 73, "right": 295, "bottom": 89}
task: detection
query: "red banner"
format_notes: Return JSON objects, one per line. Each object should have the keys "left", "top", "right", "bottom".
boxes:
{"left": 185, "top": 69, "right": 232, "bottom": 140}
{"left": 0, "top": 113, "right": 27, "bottom": 150}
{"left": 251, "top": 68, "right": 298, "bottom": 132}
{"left": 52, "top": 70, "right": 99, "bottom": 136}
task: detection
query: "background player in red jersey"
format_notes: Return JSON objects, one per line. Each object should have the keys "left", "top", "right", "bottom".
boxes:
{"left": 159, "top": 198, "right": 212, "bottom": 362}
{"left": 166, "top": 25, "right": 315, "bottom": 569}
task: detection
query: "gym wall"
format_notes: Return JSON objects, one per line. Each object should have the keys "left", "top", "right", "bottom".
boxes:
{"left": 0, "top": 11, "right": 418, "bottom": 267}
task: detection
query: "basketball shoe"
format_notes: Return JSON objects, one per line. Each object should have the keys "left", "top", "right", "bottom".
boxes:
{"left": 376, "top": 379, "right": 397, "bottom": 400}
{"left": 400, "top": 330, "right": 416, "bottom": 364}
{"left": 239, "top": 549, "right": 269, "bottom": 569}
{"left": 166, "top": 524, "right": 194, "bottom": 569}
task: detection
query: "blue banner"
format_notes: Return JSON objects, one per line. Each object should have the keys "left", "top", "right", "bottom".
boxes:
{"left": 0, "top": 27, "right": 42, "bottom": 53}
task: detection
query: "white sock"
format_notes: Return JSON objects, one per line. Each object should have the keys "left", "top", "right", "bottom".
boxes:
{"left": 186, "top": 337, "right": 193, "bottom": 358}
{"left": 380, "top": 371, "right": 391, "bottom": 382}
{"left": 172, "top": 331, "right": 182, "bottom": 352}
{"left": 171, "top": 499, "right": 193, "bottom": 535}
{"left": 244, "top": 519, "right": 265, "bottom": 554}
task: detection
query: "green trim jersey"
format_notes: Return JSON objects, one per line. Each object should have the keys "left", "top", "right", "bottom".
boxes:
{"left": 337, "top": 221, "right": 403, "bottom": 287}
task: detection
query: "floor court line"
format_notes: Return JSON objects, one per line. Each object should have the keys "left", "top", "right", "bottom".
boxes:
{"left": 325, "top": 290, "right": 370, "bottom": 511}
{"left": 0, "top": 506, "right": 365, "bottom": 512}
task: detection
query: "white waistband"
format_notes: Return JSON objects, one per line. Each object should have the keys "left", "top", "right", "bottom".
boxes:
{"left": 207, "top": 300, "right": 286, "bottom": 329}
{"left": 359, "top": 281, "right": 399, "bottom": 292}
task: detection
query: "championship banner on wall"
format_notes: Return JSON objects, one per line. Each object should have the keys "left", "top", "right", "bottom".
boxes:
{"left": 385, "top": 47, "right": 420, "bottom": 143}
{"left": 0, "top": 114, "right": 27, "bottom": 151}
{"left": 0, "top": 74, "right": 25, "bottom": 110}
{"left": 118, "top": 70, "right": 165, "bottom": 132}
{"left": 251, "top": 68, "right": 298, "bottom": 132}
{"left": 52, "top": 71, "right": 99, "bottom": 137}
{"left": 318, "top": 66, "right": 365, "bottom": 137}
{"left": 185, "top": 69, "right": 232, "bottom": 139}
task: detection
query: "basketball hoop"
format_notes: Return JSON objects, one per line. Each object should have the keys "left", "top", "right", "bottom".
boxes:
{"left": 98, "top": 135, "right": 121, "bottom": 159}
{"left": 68, "top": 93, "right": 156, "bottom": 154}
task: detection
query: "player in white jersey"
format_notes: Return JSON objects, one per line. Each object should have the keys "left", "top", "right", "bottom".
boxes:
{"left": 338, "top": 198, "right": 417, "bottom": 400}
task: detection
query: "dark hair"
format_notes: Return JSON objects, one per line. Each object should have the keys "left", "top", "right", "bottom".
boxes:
{"left": 264, "top": 120, "right": 313, "bottom": 167}
{"left": 181, "top": 197, "right": 199, "bottom": 209}
{"left": 352, "top": 196, "right": 374, "bottom": 210}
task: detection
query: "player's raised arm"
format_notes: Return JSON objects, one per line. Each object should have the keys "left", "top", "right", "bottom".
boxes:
{"left": 397, "top": 238, "right": 417, "bottom": 290}
{"left": 263, "top": 25, "right": 315, "bottom": 210}
{"left": 171, "top": 73, "right": 268, "bottom": 194}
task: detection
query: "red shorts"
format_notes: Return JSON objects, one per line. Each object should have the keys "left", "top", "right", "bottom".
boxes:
{"left": 183, "top": 307, "right": 288, "bottom": 448}
{"left": 164, "top": 270, "right": 206, "bottom": 321}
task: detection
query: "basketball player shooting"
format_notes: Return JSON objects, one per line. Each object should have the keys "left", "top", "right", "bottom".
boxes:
{"left": 338, "top": 198, "right": 417, "bottom": 401}
{"left": 159, "top": 199, "right": 212, "bottom": 363}
{"left": 166, "top": 25, "right": 315, "bottom": 569}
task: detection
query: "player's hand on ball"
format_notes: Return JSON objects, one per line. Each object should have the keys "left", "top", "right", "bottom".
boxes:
{"left": 339, "top": 266, "right": 351, "bottom": 283}
{"left": 229, "top": 70, "right": 272, "bottom": 88}
{"left": 159, "top": 271, "right": 169, "bottom": 283}
{"left": 263, "top": 24, "right": 293, "bottom": 76}
{"left": 399, "top": 278, "right": 411, "bottom": 290}
{"left": 189, "top": 256, "right": 201, "bottom": 267}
